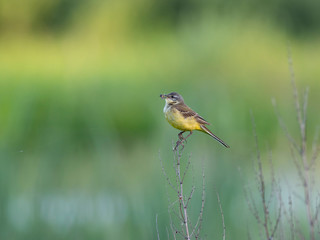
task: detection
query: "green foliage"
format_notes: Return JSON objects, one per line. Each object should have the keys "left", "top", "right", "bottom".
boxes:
{"left": 34, "top": 0, "right": 86, "bottom": 32}
{"left": 1, "top": 0, "right": 320, "bottom": 35}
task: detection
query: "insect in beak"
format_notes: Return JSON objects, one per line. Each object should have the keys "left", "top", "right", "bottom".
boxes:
{"left": 160, "top": 94, "right": 167, "bottom": 99}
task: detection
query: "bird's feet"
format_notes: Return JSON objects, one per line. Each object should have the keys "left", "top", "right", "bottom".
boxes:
{"left": 178, "top": 131, "right": 185, "bottom": 141}
{"left": 174, "top": 131, "right": 184, "bottom": 150}
{"left": 174, "top": 140, "right": 184, "bottom": 151}
{"left": 174, "top": 131, "right": 184, "bottom": 151}
{"left": 174, "top": 131, "right": 192, "bottom": 151}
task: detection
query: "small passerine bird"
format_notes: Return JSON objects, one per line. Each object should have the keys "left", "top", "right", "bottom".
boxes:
{"left": 160, "top": 92, "right": 229, "bottom": 148}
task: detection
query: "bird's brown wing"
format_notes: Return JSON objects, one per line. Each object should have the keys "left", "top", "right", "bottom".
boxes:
{"left": 196, "top": 115, "right": 210, "bottom": 125}
{"left": 175, "top": 103, "right": 210, "bottom": 125}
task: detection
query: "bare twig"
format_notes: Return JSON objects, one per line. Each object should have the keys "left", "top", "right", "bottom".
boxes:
{"left": 310, "top": 127, "right": 320, "bottom": 169}
{"left": 182, "top": 156, "right": 192, "bottom": 184}
{"left": 193, "top": 167, "right": 206, "bottom": 239}
{"left": 160, "top": 129, "right": 216, "bottom": 239}
{"left": 245, "top": 46, "right": 319, "bottom": 240}
{"left": 185, "top": 186, "right": 195, "bottom": 209}
{"left": 156, "top": 214, "right": 160, "bottom": 240}
{"left": 159, "top": 151, "right": 178, "bottom": 193}
{"left": 288, "top": 194, "right": 295, "bottom": 240}
{"left": 313, "top": 194, "right": 320, "bottom": 229}
{"left": 244, "top": 186, "right": 262, "bottom": 225}
{"left": 251, "top": 112, "right": 271, "bottom": 239}
{"left": 270, "top": 189, "right": 282, "bottom": 239}
{"left": 266, "top": 146, "right": 276, "bottom": 209}
{"left": 287, "top": 46, "right": 315, "bottom": 240}
{"left": 272, "top": 98, "right": 299, "bottom": 153}
{"left": 247, "top": 112, "right": 284, "bottom": 239}
{"left": 216, "top": 191, "right": 226, "bottom": 240}
{"left": 169, "top": 212, "right": 177, "bottom": 240}
{"left": 175, "top": 147, "right": 191, "bottom": 239}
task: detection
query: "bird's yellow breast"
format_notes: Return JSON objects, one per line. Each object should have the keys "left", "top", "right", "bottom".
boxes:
{"left": 164, "top": 107, "right": 201, "bottom": 131}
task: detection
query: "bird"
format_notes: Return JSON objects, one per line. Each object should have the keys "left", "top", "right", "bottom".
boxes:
{"left": 160, "top": 92, "right": 230, "bottom": 148}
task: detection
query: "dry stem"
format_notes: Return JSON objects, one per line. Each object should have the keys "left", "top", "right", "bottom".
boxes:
{"left": 247, "top": 112, "right": 282, "bottom": 239}
{"left": 159, "top": 140, "right": 207, "bottom": 239}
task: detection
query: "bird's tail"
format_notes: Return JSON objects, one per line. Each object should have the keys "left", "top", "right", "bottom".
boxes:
{"left": 200, "top": 125, "right": 230, "bottom": 148}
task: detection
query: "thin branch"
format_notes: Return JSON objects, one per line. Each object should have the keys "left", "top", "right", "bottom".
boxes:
{"left": 302, "top": 87, "right": 309, "bottom": 131}
{"left": 244, "top": 186, "right": 262, "bottom": 224}
{"left": 171, "top": 208, "right": 184, "bottom": 223}
{"left": 185, "top": 186, "right": 195, "bottom": 209}
{"left": 313, "top": 194, "right": 320, "bottom": 227}
{"left": 169, "top": 212, "right": 177, "bottom": 240}
{"left": 217, "top": 191, "right": 226, "bottom": 240}
{"left": 287, "top": 44, "right": 315, "bottom": 240}
{"left": 174, "top": 147, "right": 191, "bottom": 240}
{"left": 168, "top": 199, "right": 179, "bottom": 210}
{"left": 287, "top": 45, "right": 303, "bottom": 135}
{"left": 182, "top": 156, "right": 192, "bottom": 184}
{"left": 289, "top": 143, "right": 305, "bottom": 185}
{"left": 192, "top": 168, "right": 206, "bottom": 239}
{"left": 272, "top": 98, "right": 299, "bottom": 153}
{"left": 270, "top": 189, "right": 282, "bottom": 239}
{"left": 156, "top": 214, "right": 160, "bottom": 240}
{"left": 310, "top": 127, "right": 320, "bottom": 169}
{"left": 159, "top": 152, "right": 179, "bottom": 193}
{"left": 288, "top": 194, "right": 295, "bottom": 240}
{"left": 251, "top": 112, "right": 271, "bottom": 239}
{"left": 266, "top": 147, "right": 276, "bottom": 209}
{"left": 162, "top": 132, "right": 210, "bottom": 239}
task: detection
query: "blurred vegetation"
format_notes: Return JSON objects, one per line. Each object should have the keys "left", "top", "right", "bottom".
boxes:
{"left": 0, "top": 0, "right": 319, "bottom": 239}
{"left": 1, "top": 0, "right": 320, "bottom": 35}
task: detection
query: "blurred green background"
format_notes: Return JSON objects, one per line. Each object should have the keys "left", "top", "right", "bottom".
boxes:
{"left": 0, "top": 0, "right": 320, "bottom": 239}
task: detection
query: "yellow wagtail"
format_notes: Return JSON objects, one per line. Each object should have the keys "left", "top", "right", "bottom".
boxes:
{"left": 160, "top": 92, "right": 230, "bottom": 148}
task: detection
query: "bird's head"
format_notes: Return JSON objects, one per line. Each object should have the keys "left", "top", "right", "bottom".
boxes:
{"left": 160, "top": 92, "right": 184, "bottom": 105}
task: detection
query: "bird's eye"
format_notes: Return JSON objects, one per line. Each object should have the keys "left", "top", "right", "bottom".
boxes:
{"left": 171, "top": 96, "right": 174, "bottom": 99}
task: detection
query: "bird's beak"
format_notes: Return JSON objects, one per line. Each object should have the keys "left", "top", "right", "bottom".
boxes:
{"left": 160, "top": 94, "right": 167, "bottom": 99}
